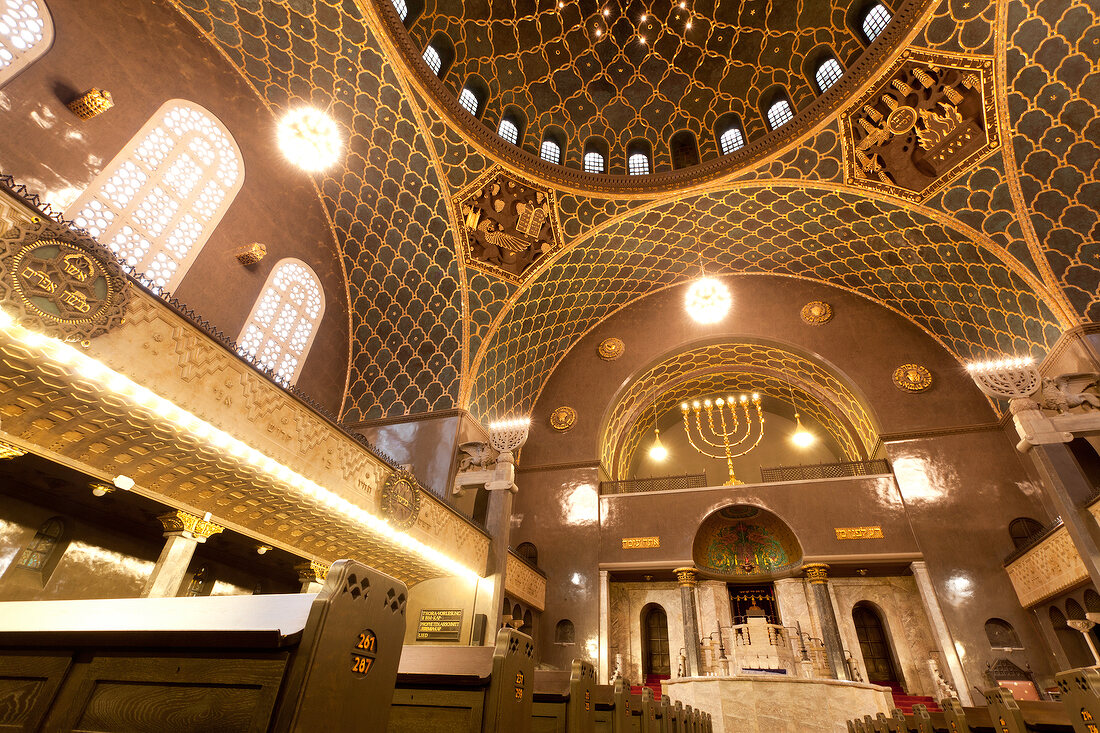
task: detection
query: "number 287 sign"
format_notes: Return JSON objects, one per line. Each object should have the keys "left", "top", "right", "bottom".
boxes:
{"left": 351, "top": 629, "right": 377, "bottom": 676}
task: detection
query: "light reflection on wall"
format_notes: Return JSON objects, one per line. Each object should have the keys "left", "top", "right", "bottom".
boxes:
{"left": 210, "top": 580, "right": 252, "bottom": 596}
{"left": 564, "top": 483, "right": 599, "bottom": 526}
{"left": 890, "top": 454, "right": 947, "bottom": 503}
{"left": 0, "top": 517, "right": 30, "bottom": 575}
{"left": 61, "top": 541, "right": 155, "bottom": 595}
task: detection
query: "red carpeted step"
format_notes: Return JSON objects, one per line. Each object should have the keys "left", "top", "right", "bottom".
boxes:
{"left": 890, "top": 692, "right": 941, "bottom": 714}
{"left": 629, "top": 674, "right": 669, "bottom": 701}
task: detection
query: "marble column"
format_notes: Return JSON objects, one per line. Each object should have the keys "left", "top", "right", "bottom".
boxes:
{"left": 1067, "top": 619, "right": 1100, "bottom": 665}
{"left": 675, "top": 567, "right": 703, "bottom": 677}
{"left": 142, "top": 510, "right": 224, "bottom": 598}
{"left": 803, "top": 563, "right": 848, "bottom": 680}
{"left": 1026, "top": 442, "right": 1100, "bottom": 592}
{"left": 599, "top": 569, "right": 610, "bottom": 683}
{"left": 296, "top": 560, "right": 329, "bottom": 593}
{"left": 469, "top": 452, "right": 519, "bottom": 640}
{"left": 910, "top": 560, "right": 973, "bottom": 706}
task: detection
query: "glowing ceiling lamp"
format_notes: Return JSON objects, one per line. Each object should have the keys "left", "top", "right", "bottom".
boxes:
{"left": 277, "top": 107, "right": 342, "bottom": 171}
{"left": 786, "top": 376, "right": 815, "bottom": 448}
{"left": 648, "top": 402, "right": 668, "bottom": 461}
{"left": 685, "top": 277, "right": 731, "bottom": 324}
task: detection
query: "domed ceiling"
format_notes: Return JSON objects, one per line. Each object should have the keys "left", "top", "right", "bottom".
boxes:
{"left": 382, "top": 0, "right": 930, "bottom": 186}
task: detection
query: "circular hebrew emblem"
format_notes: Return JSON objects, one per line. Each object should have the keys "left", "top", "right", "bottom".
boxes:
{"left": 598, "top": 337, "right": 625, "bottom": 361}
{"left": 550, "top": 405, "right": 577, "bottom": 431}
{"left": 893, "top": 363, "right": 933, "bottom": 392}
{"left": 799, "top": 301, "right": 833, "bottom": 325}
{"left": 11, "top": 239, "right": 116, "bottom": 326}
{"left": 379, "top": 470, "right": 422, "bottom": 530}
{"left": 886, "top": 105, "right": 919, "bottom": 135}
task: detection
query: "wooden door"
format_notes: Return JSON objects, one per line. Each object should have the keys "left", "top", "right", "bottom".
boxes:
{"left": 853, "top": 604, "right": 899, "bottom": 685}
{"left": 643, "top": 606, "right": 671, "bottom": 677}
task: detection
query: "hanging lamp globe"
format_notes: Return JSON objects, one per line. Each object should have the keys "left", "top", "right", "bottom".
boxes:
{"left": 277, "top": 107, "right": 342, "bottom": 171}
{"left": 685, "top": 277, "right": 731, "bottom": 323}
{"left": 791, "top": 412, "right": 815, "bottom": 447}
{"left": 649, "top": 427, "right": 668, "bottom": 461}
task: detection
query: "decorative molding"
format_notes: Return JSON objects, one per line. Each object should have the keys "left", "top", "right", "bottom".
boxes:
{"left": 380, "top": 469, "right": 423, "bottom": 531}
{"left": 156, "top": 510, "right": 225, "bottom": 542}
{"left": 549, "top": 405, "right": 577, "bottom": 432}
{"left": 0, "top": 440, "right": 27, "bottom": 460}
{"left": 800, "top": 301, "right": 833, "bottom": 325}
{"left": 1004, "top": 524, "right": 1088, "bottom": 607}
{"left": 506, "top": 550, "right": 547, "bottom": 610}
{"left": 622, "top": 536, "right": 660, "bottom": 549}
{"left": 515, "top": 459, "right": 602, "bottom": 474}
{"left": 803, "top": 562, "right": 830, "bottom": 583}
{"left": 295, "top": 559, "right": 330, "bottom": 584}
{"left": 893, "top": 363, "right": 933, "bottom": 392}
{"left": 674, "top": 567, "right": 698, "bottom": 586}
{"left": 878, "top": 422, "right": 1004, "bottom": 443}
{"left": 598, "top": 337, "right": 625, "bottom": 361}
{"left": 834, "top": 526, "right": 885, "bottom": 540}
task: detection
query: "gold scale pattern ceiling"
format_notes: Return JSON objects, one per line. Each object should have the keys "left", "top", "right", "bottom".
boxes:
{"left": 600, "top": 341, "right": 878, "bottom": 479}
{"left": 402, "top": 0, "right": 870, "bottom": 170}
{"left": 170, "top": 0, "right": 1097, "bottom": 424}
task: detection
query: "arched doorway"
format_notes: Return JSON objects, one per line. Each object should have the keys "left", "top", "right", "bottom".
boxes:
{"left": 642, "top": 604, "right": 672, "bottom": 679}
{"left": 853, "top": 603, "right": 901, "bottom": 688}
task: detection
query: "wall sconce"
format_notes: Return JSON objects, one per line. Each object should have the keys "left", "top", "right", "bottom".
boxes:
{"left": 90, "top": 483, "right": 114, "bottom": 497}
{"left": 235, "top": 242, "right": 267, "bottom": 266}
{"left": 256, "top": 544, "right": 272, "bottom": 555}
{"left": 67, "top": 89, "right": 114, "bottom": 120}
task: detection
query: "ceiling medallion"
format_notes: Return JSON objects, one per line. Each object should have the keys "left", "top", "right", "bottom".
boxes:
{"left": 598, "top": 337, "right": 625, "bottom": 361}
{"left": 800, "top": 301, "right": 832, "bottom": 325}
{"left": 685, "top": 277, "right": 731, "bottom": 324}
{"left": 455, "top": 166, "right": 562, "bottom": 284}
{"left": 549, "top": 406, "right": 577, "bottom": 432}
{"left": 379, "top": 469, "right": 422, "bottom": 531}
{"left": 841, "top": 48, "right": 998, "bottom": 202}
{"left": 893, "top": 363, "right": 933, "bottom": 392}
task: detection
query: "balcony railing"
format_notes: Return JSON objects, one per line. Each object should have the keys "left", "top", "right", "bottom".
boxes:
{"left": 758, "top": 459, "right": 890, "bottom": 483}
{"left": 600, "top": 473, "right": 708, "bottom": 495}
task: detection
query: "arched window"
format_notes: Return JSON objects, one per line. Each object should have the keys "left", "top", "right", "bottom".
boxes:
{"left": 985, "top": 618, "right": 1022, "bottom": 649}
{"left": 627, "top": 140, "right": 652, "bottom": 175}
{"left": 15, "top": 517, "right": 64, "bottom": 571}
{"left": 393, "top": 0, "right": 423, "bottom": 27}
{"left": 0, "top": 0, "right": 53, "bottom": 88}
{"left": 555, "top": 618, "right": 575, "bottom": 644}
{"left": 861, "top": 3, "right": 892, "bottom": 42}
{"left": 583, "top": 137, "right": 608, "bottom": 173}
{"left": 540, "top": 138, "right": 561, "bottom": 164}
{"left": 498, "top": 118, "right": 519, "bottom": 145}
{"left": 422, "top": 45, "right": 442, "bottom": 75}
{"left": 516, "top": 542, "right": 538, "bottom": 566}
{"left": 458, "top": 88, "right": 479, "bottom": 115}
{"left": 1008, "top": 517, "right": 1045, "bottom": 549}
{"left": 719, "top": 126, "right": 745, "bottom": 155}
{"left": 237, "top": 258, "right": 325, "bottom": 385}
{"left": 391, "top": 0, "right": 409, "bottom": 21}
{"left": 766, "top": 98, "right": 795, "bottom": 130}
{"left": 670, "top": 130, "right": 700, "bottom": 169}
{"left": 815, "top": 57, "right": 844, "bottom": 92}
{"left": 67, "top": 100, "right": 244, "bottom": 290}
{"left": 1050, "top": 605, "right": 1094, "bottom": 668}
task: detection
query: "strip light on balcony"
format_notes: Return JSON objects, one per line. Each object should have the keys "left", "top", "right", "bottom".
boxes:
{"left": 0, "top": 309, "right": 480, "bottom": 581}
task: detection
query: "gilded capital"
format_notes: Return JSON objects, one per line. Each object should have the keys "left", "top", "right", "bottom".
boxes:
{"left": 0, "top": 440, "right": 27, "bottom": 460}
{"left": 674, "top": 567, "right": 698, "bottom": 586}
{"left": 296, "top": 559, "right": 330, "bottom": 584}
{"left": 803, "top": 562, "right": 830, "bottom": 584}
{"left": 156, "top": 510, "right": 224, "bottom": 542}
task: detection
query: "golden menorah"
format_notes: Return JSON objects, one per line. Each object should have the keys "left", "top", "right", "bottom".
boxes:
{"left": 680, "top": 394, "right": 765, "bottom": 485}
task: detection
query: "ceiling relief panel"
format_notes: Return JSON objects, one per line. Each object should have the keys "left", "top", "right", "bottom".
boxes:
{"left": 842, "top": 49, "right": 999, "bottom": 202}
{"left": 456, "top": 168, "right": 564, "bottom": 284}
{"left": 467, "top": 185, "right": 1064, "bottom": 421}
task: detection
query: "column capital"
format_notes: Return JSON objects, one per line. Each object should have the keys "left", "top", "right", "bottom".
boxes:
{"left": 674, "top": 567, "right": 698, "bottom": 586}
{"left": 155, "top": 510, "right": 224, "bottom": 542}
{"left": 803, "top": 562, "right": 830, "bottom": 584}
{"left": 295, "top": 559, "right": 330, "bottom": 585}
{"left": 1068, "top": 619, "right": 1097, "bottom": 633}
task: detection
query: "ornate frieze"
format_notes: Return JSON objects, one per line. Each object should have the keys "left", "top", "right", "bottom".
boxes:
{"left": 506, "top": 550, "right": 546, "bottom": 610}
{"left": 893, "top": 363, "right": 933, "bottom": 392}
{"left": 549, "top": 405, "right": 577, "bottom": 432}
{"left": 1005, "top": 525, "right": 1087, "bottom": 607}
{"left": 800, "top": 301, "right": 832, "bottom": 326}
{"left": 842, "top": 49, "right": 998, "bottom": 202}
{"left": 456, "top": 167, "right": 562, "bottom": 284}
{"left": 598, "top": 337, "right": 625, "bottom": 361}
{"left": 379, "top": 469, "right": 422, "bottom": 531}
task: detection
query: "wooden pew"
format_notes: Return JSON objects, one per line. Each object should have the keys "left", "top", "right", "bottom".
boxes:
{"left": 0, "top": 559, "right": 406, "bottom": 732}
{"left": 1055, "top": 667, "right": 1100, "bottom": 733}
{"left": 639, "top": 686, "right": 660, "bottom": 732}
{"left": 388, "top": 626, "right": 535, "bottom": 733}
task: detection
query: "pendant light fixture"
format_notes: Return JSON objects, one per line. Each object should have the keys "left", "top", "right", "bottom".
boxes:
{"left": 648, "top": 400, "right": 668, "bottom": 461}
{"left": 684, "top": 250, "right": 730, "bottom": 324}
{"left": 787, "top": 377, "right": 815, "bottom": 448}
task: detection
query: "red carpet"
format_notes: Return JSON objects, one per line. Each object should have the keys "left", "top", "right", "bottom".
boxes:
{"left": 630, "top": 674, "right": 668, "bottom": 700}
{"left": 883, "top": 683, "right": 941, "bottom": 714}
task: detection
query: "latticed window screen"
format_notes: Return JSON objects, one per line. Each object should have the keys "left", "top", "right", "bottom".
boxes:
{"left": 719, "top": 126, "right": 745, "bottom": 154}
{"left": 68, "top": 101, "right": 243, "bottom": 290}
{"left": 815, "top": 57, "right": 844, "bottom": 92}
{"left": 540, "top": 139, "right": 561, "bottom": 164}
{"left": 862, "top": 3, "right": 892, "bottom": 41}
{"left": 628, "top": 152, "right": 650, "bottom": 175}
{"left": 238, "top": 259, "right": 325, "bottom": 384}
{"left": 422, "top": 45, "right": 442, "bottom": 75}
{"left": 766, "top": 99, "right": 794, "bottom": 130}
{"left": 0, "top": 0, "right": 52, "bottom": 87}
{"left": 458, "top": 88, "right": 479, "bottom": 115}
{"left": 498, "top": 118, "right": 519, "bottom": 145}
{"left": 583, "top": 151, "right": 605, "bottom": 173}
{"left": 391, "top": 0, "right": 408, "bottom": 20}
{"left": 17, "top": 518, "right": 63, "bottom": 571}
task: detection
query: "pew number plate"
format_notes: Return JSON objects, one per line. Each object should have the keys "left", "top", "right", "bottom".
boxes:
{"left": 351, "top": 629, "right": 377, "bottom": 677}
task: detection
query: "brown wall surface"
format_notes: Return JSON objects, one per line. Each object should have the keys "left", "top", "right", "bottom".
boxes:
{"left": 0, "top": 0, "right": 350, "bottom": 411}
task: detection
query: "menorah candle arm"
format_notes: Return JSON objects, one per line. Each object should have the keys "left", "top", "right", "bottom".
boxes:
{"left": 682, "top": 410, "right": 728, "bottom": 458}
{"left": 730, "top": 418, "right": 768, "bottom": 458}
{"left": 696, "top": 408, "right": 729, "bottom": 450}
